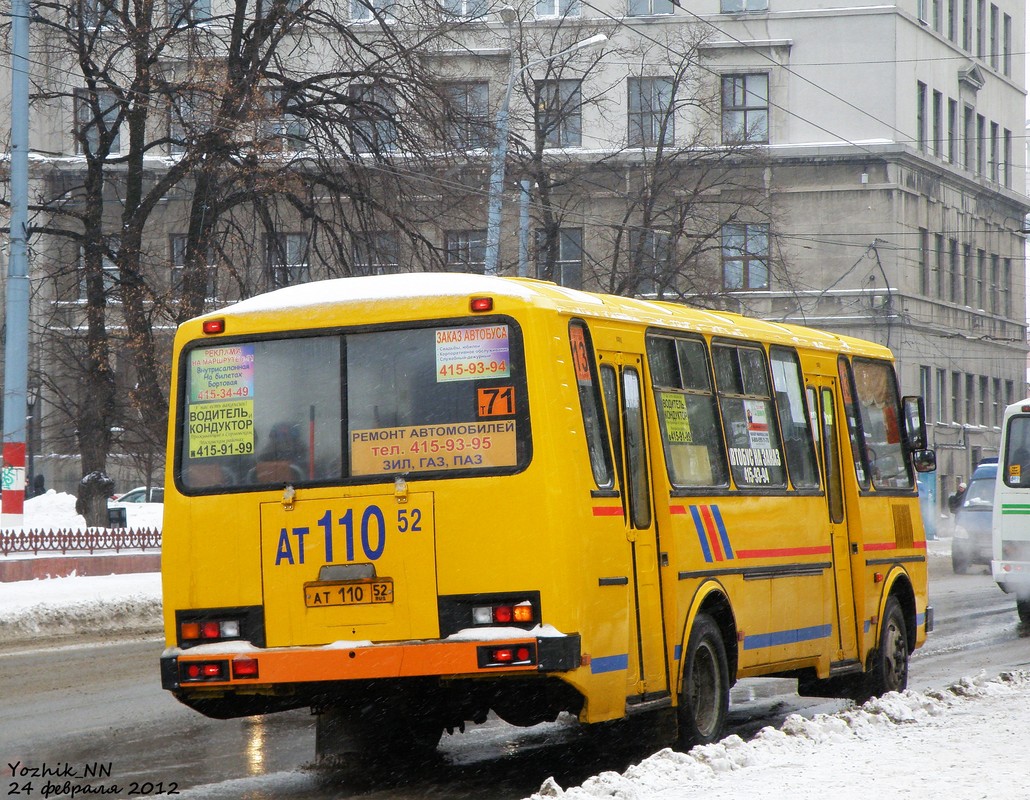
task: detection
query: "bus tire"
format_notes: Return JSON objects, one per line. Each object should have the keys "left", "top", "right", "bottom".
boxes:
{"left": 1016, "top": 597, "right": 1030, "bottom": 624}
{"left": 677, "top": 612, "right": 729, "bottom": 751}
{"left": 864, "top": 595, "right": 908, "bottom": 698}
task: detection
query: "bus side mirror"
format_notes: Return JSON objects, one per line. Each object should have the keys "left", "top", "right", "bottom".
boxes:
{"left": 911, "top": 448, "right": 937, "bottom": 473}
{"left": 902, "top": 395, "right": 928, "bottom": 450}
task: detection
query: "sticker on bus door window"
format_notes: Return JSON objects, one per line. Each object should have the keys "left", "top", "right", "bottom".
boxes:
{"left": 435, "top": 326, "right": 510, "bottom": 382}
{"left": 660, "top": 392, "right": 693, "bottom": 443}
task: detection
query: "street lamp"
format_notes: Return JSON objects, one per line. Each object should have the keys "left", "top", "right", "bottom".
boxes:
{"left": 483, "top": 30, "right": 607, "bottom": 276}
{"left": 25, "top": 387, "right": 36, "bottom": 498}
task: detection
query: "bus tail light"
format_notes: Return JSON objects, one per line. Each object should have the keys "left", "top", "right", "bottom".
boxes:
{"left": 478, "top": 643, "right": 536, "bottom": 668}
{"left": 472, "top": 601, "right": 534, "bottom": 626}
{"left": 202, "top": 318, "right": 225, "bottom": 334}
{"left": 232, "top": 657, "right": 259, "bottom": 679}
{"left": 180, "top": 660, "right": 229, "bottom": 683}
{"left": 179, "top": 617, "right": 243, "bottom": 646}
{"left": 470, "top": 297, "right": 493, "bottom": 312}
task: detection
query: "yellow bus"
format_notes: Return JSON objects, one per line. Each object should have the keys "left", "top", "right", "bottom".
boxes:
{"left": 159, "top": 273, "right": 935, "bottom": 760}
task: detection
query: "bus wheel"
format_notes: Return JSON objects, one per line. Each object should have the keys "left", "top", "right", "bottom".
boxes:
{"left": 865, "top": 595, "right": 908, "bottom": 698}
{"left": 1016, "top": 598, "right": 1030, "bottom": 624}
{"left": 677, "top": 612, "right": 729, "bottom": 751}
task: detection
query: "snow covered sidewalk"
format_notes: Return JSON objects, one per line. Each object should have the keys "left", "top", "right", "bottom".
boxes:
{"left": 530, "top": 671, "right": 1030, "bottom": 799}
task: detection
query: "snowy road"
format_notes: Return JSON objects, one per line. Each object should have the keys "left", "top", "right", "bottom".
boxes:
{"left": 3, "top": 543, "right": 1029, "bottom": 799}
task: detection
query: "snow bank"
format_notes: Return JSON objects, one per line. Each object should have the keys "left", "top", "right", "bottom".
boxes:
{"left": 529, "top": 671, "right": 1030, "bottom": 800}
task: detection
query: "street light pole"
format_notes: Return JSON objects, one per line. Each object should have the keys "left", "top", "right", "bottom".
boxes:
{"left": 483, "top": 31, "right": 607, "bottom": 277}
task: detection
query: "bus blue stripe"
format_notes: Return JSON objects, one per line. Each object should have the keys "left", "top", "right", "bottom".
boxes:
{"left": 711, "top": 505, "right": 733, "bottom": 559}
{"left": 689, "top": 505, "right": 714, "bottom": 563}
{"left": 590, "top": 654, "right": 629, "bottom": 674}
{"left": 743, "top": 624, "right": 833, "bottom": 650}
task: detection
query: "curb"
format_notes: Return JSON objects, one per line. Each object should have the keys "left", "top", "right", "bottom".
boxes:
{"left": 0, "top": 553, "right": 160, "bottom": 582}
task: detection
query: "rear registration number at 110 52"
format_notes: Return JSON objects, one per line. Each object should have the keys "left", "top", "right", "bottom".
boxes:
{"left": 304, "top": 579, "right": 394, "bottom": 608}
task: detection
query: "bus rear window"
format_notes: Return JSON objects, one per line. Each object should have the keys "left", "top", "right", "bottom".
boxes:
{"left": 178, "top": 321, "right": 529, "bottom": 490}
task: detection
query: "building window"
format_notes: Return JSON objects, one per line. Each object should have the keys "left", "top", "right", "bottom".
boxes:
{"left": 932, "top": 0, "right": 941, "bottom": 30}
{"left": 722, "top": 222, "right": 768, "bottom": 291}
{"left": 445, "top": 230, "right": 486, "bottom": 273}
{"left": 628, "top": 77, "right": 674, "bottom": 147}
{"left": 535, "top": 227, "right": 583, "bottom": 288}
{"left": 1002, "top": 13, "right": 1011, "bottom": 75}
{"left": 168, "top": 90, "right": 216, "bottom": 156}
{"left": 721, "top": 73, "right": 768, "bottom": 144}
{"left": 261, "top": 88, "right": 307, "bottom": 152}
{"left": 962, "top": 105, "right": 974, "bottom": 170}
{"left": 919, "top": 227, "right": 929, "bottom": 295}
{"left": 961, "top": 0, "right": 971, "bottom": 49}
{"left": 962, "top": 242, "right": 973, "bottom": 306}
{"left": 988, "top": 121, "right": 998, "bottom": 182}
{"left": 976, "top": 249, "right": 986, "bottom": 309}
{"left": 78, "top": 241, "right": 119, "bottom": 301}
{"left": 988, "top": 4, "right": 998, "bottom": 69}
{"left": 1002, "top": 257, "right": 1011, "bottom": 317}
{"left": 629, "top": 0, "right": 673, "bottom": 14}
{"left": 931, "top": 90, "right": 943, "bottom": 157}
{"left": 535, "top": 79, "right": 582, "bottom": 148}
{"left": 951, "top": 372, "right": 961, "bottom": 423}
{"left": 949, "top": 238, "right": 959, "bottom": 303}
{"left": 947, "top": 97, "right": 957, "bottom": 163}
{"left": 916, "top": 82, "right": 927, "bottom": 152}
{"left": 168, "top": 0, "right": 211, "bottom": 25}
{"left": 965, "top": 374, "right": 974, "bottom": 423}
{"left": 442, "top": 82, "right": 489, "bottom": 149}
{"left": 75, "top": 89, "right": 121, "bottom": 155}
{"left": 979, "top": 375, "right": 989, "bottom": 426}
{"left": 920, "top": 366, "right": 932, "bottom": 422}
{"left": 630, "top": 229, "right": 671, "bottom": 295}
{"left": 535, "top": 0, "right": 579, "bottom": 18}
{"left": 266, "top": 233, "right": 309, "bottom": 288}
{"left": 975, "top": 114, "right": 985, "bottom": 174}
{"left": 934, "top": 233, "right": 945, "bottom": 297}
{"left": 350, "top": 0, "right": 394, "bottom": 21}
{"left": 989, "top": 253, "right": 999, "bottom": 313}
{"left": 976, "top": 0, "right": 985, "bottom": 57}
{"left": 1003, "top": 128, "right": 1011, "bottom": 187}
{"left": 351, "top": 83, "right": 397, "bottom": 154}
{"left": 352, "top": 231, "right": 399, "bottom": 275}
{"left": 721, "top": 0, "right": 768, "bottom": 9}
{"left": 170, "top": 235, "right": 217, "bottom": 299}
{"left": 440, "top": 0, "right": 487, "bottom": 17}
{"left": 935, "top": 368, "right": 947, "bottom": 423}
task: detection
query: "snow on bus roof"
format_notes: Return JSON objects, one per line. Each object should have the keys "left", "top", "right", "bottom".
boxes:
{"left": 201, "top": 272, "right": 890, "bottom": 357}
{"left": 211, "top": 272, "right": 546, "bottom": 317}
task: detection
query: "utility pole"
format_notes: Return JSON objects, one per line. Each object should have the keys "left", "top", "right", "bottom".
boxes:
{"left": 2, "top": 0, "right": 31, "bottom": 527}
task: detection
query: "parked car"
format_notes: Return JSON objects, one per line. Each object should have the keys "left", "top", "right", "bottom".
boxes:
{"left": 108, "top": 485, "right": 164, "bottom": 529}
{"left": 952, "top": 459, "right": 998, "bottom": 573}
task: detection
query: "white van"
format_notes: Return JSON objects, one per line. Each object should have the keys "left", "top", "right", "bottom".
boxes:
{"left": 991, "top": 399, "right": 1030, "bottom": 622}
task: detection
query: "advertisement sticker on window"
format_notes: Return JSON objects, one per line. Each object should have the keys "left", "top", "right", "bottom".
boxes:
{"left": 189, "top": 345, "right": 255, "bottom": 402}
{"left": 435, "top": 326, "right": 510, "bottom": 382}
{"left": 187, "top": 400, "right": 255, "bottom": 458}
{"left": 660, "top": 392, "right": 693, "bottom": 443}
{"left": 350, "top": 420, "right": 518, "bottom": 474}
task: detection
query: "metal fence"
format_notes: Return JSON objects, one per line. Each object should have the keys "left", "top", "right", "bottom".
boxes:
{"left": 0, "top": 528, "right": 162, "bottom": 556}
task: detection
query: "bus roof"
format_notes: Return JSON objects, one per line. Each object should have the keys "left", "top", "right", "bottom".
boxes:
{"left": 188, "top": 272, "right": 893, "bottom": 360}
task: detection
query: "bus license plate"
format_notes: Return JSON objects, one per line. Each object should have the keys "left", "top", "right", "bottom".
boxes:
{"left": 304, "top": 579, "right": 394, "bottom": 608}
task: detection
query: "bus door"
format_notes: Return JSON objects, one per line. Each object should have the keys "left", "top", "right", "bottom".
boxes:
{"left": 809, "top": 380, "right": 859, "bottom": 659}
{"left": 597, "top": 348, "right": 669, "bottom": 698}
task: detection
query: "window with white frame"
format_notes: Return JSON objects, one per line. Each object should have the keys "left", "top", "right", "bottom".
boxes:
{"left": 722, "top": 222, "right": 769, "bottom": 291}
{"left": 442, "top": 82, "right": 489, "bottom": 149}
{"left": 535, "top": 0, "right": 579, "bottom": 18}
{"left": 168, "top": 0, "right": 211, "bottom": 26}
{"left": 168, "top": 90, "right": 216, "bottom": 155}
{"left": 440, "top": 0, "right": 487, "bottom": 17}
{"left": 350, "top": 0, "right": 394, "bottom": 21}
{"left": 535, "top": 79, "right": 582, "bottom": 148}
{"left": 75, "top": 89, "right": 121, "bottom": 155}
{"left": 445, "top": 230, "right": 486, "bottom": 273}
{"left": 721, "top": 74, "right": 768, "bottom": 144}
{"left": 260, "top": 88, "right": 307, "bottom": 152}
{"left": 721, "top": 0, "right": 767, "bottom": 11}
{"left": 628, "top": 0, "right": 673, "bottom": 15}
{"left": 629, "top": 229, "right": 671, "bottom": 295}
{"left": 352, "top": 231, "right": 400, "bottom": 275}
{"left": 628, "top": 77, "right": 674, "bottom": 147}
{"left": 170, "top": 234, "right": 218, "bottom": 299}
{"left": 82, "top": 0, "right": 117, "bottom": 27}
{"left": 351, "top": 83, "right": 398, "bottom": 154}
{"left": 266, "top": 233, "right": 309, "bottom": 288}
{"left": 78, "top": 240, "right": 119, "bottom": 301}
{"left": 535, "top": 227, "right": 583, "bottom": 288}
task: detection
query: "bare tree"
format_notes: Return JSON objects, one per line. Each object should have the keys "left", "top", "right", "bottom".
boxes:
{"left": 19, "top": 0, "right": 463, "bottom": 522}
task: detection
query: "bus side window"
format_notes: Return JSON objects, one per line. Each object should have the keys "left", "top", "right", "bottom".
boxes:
{"left": 600, "top": 364, "right": 623, "bottom": 480}
{"left": 569, "top": 321, "right": 614, "bottom": 490}
{"left": 645, "top": 334, "right": 728, "bottom": 487}
{"left": 770, "top": 347, "right": 819, "bottom": 489}
{"left": 712, "top": 342, "right": 787, "bottom": 489}
{"left": 848, "top": 358, "right": 914, "bottom": 491}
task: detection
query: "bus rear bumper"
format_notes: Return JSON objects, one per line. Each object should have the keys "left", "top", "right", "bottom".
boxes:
{"left": 160, "top": 633, "right": 581, "bottom": 692}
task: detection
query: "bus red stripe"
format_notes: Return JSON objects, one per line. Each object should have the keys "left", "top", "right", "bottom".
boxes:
{"left": 699, "top": 505, "right": 725, "bottom": 561}
{"left": 592, "top": 506, "right": 623, "bottom": 517}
